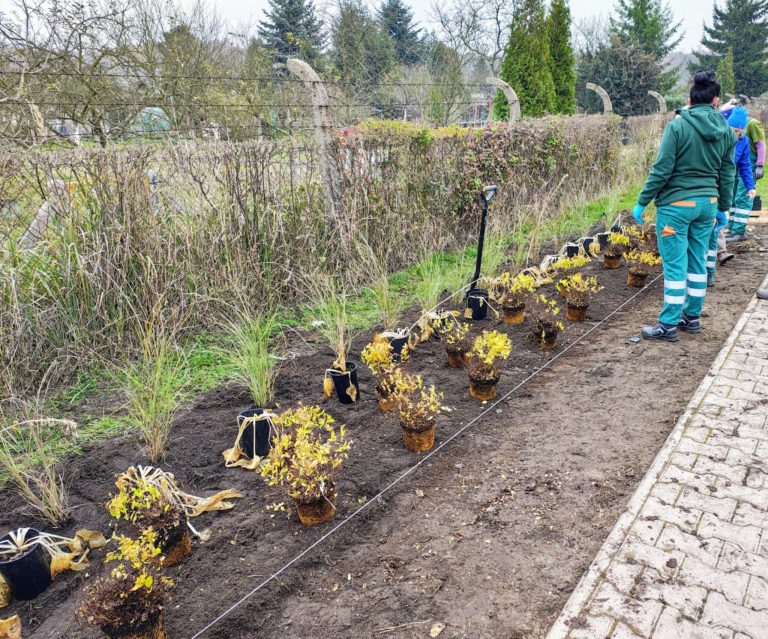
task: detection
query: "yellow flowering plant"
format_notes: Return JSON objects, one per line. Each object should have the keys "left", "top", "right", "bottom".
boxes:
{"left": 361, "top": 336, "right": 408, "bottom": 379}
{"left": 493, "top": 272, "right": 537, "bottom": 309}
{"left": 260, "top": 405, "right": 350, "bottom": 504}
{"left": 605, "top": 232, "right": 631, "bottom": 258}
{"left": 106, "top": 477, "right": 183, "bottom": 537}
{"left": 466, "top": 330, "right": 512, "bottom": 381}
{"left": 624, "top": 250, "right": 662, "bottom": 276}
{"left": 393, "top": 372, "right": 444, "bottom": 432}
{"left": 551, "top": 255, "right": 590, "bottom": 272}
{"left": 556, "top": 273, "right": 603, "bottom": 307}
{"left": 528, "top": 294, "right": 565, "bottom": 335}
{"left": 440, "top": 318, "right": 472, "bottom": 356}
{"left": 78, "top": 530, "right": 173, "bottom": 633}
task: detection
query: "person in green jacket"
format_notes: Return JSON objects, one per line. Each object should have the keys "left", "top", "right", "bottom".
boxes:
{"left": 632, "top": 71, "right": 737, "bottom": 342}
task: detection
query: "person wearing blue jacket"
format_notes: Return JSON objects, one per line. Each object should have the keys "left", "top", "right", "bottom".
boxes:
{"left": 707, "top": 106, "right": 756, "bottom": 285}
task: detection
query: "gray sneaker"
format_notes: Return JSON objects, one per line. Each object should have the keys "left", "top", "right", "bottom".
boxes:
{"left": 726, "top": 233, "right": 747, "bottom": 243}
{"left": 678, "top": 313, "right": 701, "bottom": 333}
{"left": 642, "top": 323, "right": 679, "bottom": 342}
{"left": 758, "top": 289, "right": 768, "bottom": 300}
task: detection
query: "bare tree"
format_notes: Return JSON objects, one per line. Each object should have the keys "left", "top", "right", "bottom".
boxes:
{"left": 429, "top": 0, "right": 517, "bottom": 73}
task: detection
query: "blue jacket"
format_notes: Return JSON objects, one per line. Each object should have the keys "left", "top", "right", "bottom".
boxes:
{"left": 721, "top": 108, "right": 756, "bottom": 189}
{"left": 735, "top": 135, "right": 756, "bottom": 190}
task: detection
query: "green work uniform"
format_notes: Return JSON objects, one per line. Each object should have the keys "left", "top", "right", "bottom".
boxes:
{"left": 637, "top": 104, "right": 737, "bottom": 326}
{"left": 727, "top": 173, "right": 753, "bottom": 236}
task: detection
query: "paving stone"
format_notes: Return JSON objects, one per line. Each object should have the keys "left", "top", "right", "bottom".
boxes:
{"left": 676, "top": 486, "right": 737, "bottom": 521}
{"left": 652, "top": 606, "right": 732, "bottom": 639}
{"left": 609, "top": 622, "right": 642, "bottom": 638}
{"left": 656, "top": 522, "right": 722, "bottom": 567}
{"left": 649, "top": 482, "right": 681, "bottom": 506}
{"left": 669, "top": 451, "right": 697, "bottom": 471}
{"left": 603, "top": 560, "right": 644, "bottom": 595}
{"left": 628, "top": 519, "right": 665, "bottom": 548}
{"left": 677, "top": 438, "right": 729, "bottom": 461}
{"left": 744, "top": 575, "right": 768, "bottom": 612}
{"left": 567, "top": 614, "right": 614, "bottom": 638}
{"left": 617, "top": 538, "right": 684, "bottom": 579}
{"left": 718, "top": 543, "right": 768, "bottom": 579}
{"left": 700, "top": 592, "right": 768, "bottom": 636}
{"left": 692, "top": 456, "right": 748, "bottom": 484}
{"left": 706, "top": 430, "right": 761, "bottom": 455}
{"left": 676, "top": 556, "right": 750, "bottom": 605}
{"left": 639, "top": 497, "right": 701, "bottom": 535}
{"left": 733, "top": 502, "right": 768, "bottom": 530}
{"left": 697, "top": 513, "right": 762, "bottom": 554}
{"left": 590, "top": 581, "right": 663, "bottom": 638}
{"left": 632, "top": 571, "right": 707, "bottom": 619}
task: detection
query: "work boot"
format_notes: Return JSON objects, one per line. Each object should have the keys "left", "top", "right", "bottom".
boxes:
{"left": 758, "top": 289, "right": 768, "bottom": 300}
{"left": 642, "top": 323, "right": 679, "bottom": 342}
{"left": 707, "top": 273, "right": 715, "bottom": 287}
{"left": 718, "top": 252, "right": 734, "bottom": 265}
{"left": 678, "top": 313, "right": 701, "bottom": 334}
{"left": 726, "top": 233, "right": 747, "bottom": 243}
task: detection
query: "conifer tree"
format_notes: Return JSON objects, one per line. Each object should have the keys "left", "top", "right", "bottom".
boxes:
{"left": 494, "top": 0, "right": 556, "bottom": 119}
{"left": 610, "top": 0, "right": 683, "bottom": 60}
{"left": 548, "top": 0, "right": 576, "bottom": 115}
{"left": 693, "top": 0, "right": 768, "bottom": 96}
{"left": 258, "top": 0, "right": 324, "bottom": 60}
{"left": 378, "top": 0, "right": 422, "bottom": 65}
{"left": 717, "top": 49, "right": 736, "bottom": 96}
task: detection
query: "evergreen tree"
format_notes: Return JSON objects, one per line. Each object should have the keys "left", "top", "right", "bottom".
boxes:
{"left": 717, "top": 49, "right": 736, "bottom": 96}
{"left": 693, "top": 0, "right": 768, "bottom": 96}
{"left": 378, "top": 0, "right": 422, "bottom": 65}
{"left": 495, "top": 0, "right": 556, "bottom": 119}
{"left": 258, "top": 0, "right": 324, "bottom": 60}
{"left": 576, "top": 37, "right": 665, "bottom": 115}
{"left": 548, "top": 0, "right": 576, "bottom": 115}
{"left": 610, "top": 0, "right": 683, "bottom": 59}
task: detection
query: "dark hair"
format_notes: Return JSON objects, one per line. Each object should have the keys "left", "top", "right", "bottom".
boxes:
{"left": 738, "top": 95, "right": 749, "bottom": 106}
{"left": 690, "top": 70, "right": 721, "bottom": 105}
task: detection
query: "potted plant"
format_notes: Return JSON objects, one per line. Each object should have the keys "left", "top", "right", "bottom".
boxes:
{"left": 308, "top": 278, "right": 359, "bottom": 404}
{"left": 0, "top": 529, "right": 51, "bottom": 601}
{"left": 465, "top": 331, "right": 512, "bottom": 401}
{"left": 624, "top": 250, "right": 662, "bottom": 287}
{"left": 366, "top": 267, "right": 409, "bottom": 361}
{"left": 557, "top": 273, "right": 603, "bottom": 322}
{"left": 78, "top": 530, "right": 173, "bottom": 639}
{"left": 361, "top": 338, "right": 409, "bottom": 412}
{"left": 108, "top": 466, "right": 241, "bottom": 557}
{"left": 551, "top": 254, "right": 590, "bottom": 273}
{"left": 107, "top": 474, "right": 189, "bottom": 568}
{"left": 439, "top": 319, "right": 472, "bottom": 368}
{"left": 528, "top": 295, "right": 565, "bottom": 350}
{"left": 603, "top": 232, "right": 630, "bottom": 269}
{"left": 493, "top": 272, "right": 537, "bottom": 325}
{"left": 260, "top": 405, "right": 350, "bottom": 526}
{"left": 392, "top": 373, "right": 444, "bottom": 453}
{"left": 227, "top": 315, "right": 280, "bottom": 461}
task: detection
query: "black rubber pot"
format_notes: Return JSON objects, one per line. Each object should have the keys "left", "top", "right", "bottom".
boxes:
{"left": 467, "top": 288, "right": 490, "bottom": 321}
{"left": 237, "top": 408, "right": 273, "bottom": 458}
{"left": 0, "top": 529, "right": 52, "bottom": 601}
{"left": 582, "top": 237, "right": 594, "bottom": 254}
{"left": 753, "top": 195, "right": 762, "bottom": 211}
{"left": 330, "top": 363, "right": 360, "bottom": 405}
{"left": 383, "top": 331, "right": 409, "bottom": 362}
{"left": 597, "top": 233, "right": 610, "bottom": 249}
{"left": 610, "top": 224, "right": 623, "bottom": 233}
{"left": 565, "top": 243, "right": 579, "bottom": 257}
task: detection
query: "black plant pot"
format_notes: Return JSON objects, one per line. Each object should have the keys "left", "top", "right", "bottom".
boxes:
{"left": 753, "top": 195, "right": 762, "bottom": 212}
{"left": 383, "top": 331, "right": 409, "bottom": 362}
{"left": 582, "top": 237, "right": 594, "bottom": 254}
{"left": 467, "top": 288, "right": 489, "bottom": 321}
{"left": 565, "top": 243, "right": 580, "bottom": 257}
{"left": 597, "top": 232, "right": 610, "bottom": 249}
{"left": 237, "top": 408, "right": 273, "bottom": 458}
{"left": 330, "top": 363, "right": 360, "bottom": 405}
{"left": 0, "top": 529, "right": 51, "bottom": 601}
{"left": 610, "top": 224, "right": 623, "bottom": 233}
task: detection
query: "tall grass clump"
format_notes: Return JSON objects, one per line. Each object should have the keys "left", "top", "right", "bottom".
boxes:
{"left": 121, "top": 335, "right": 189, "bottom": 463}
{"left": 0, "top": 416, "right": 76, "bottom": 527}
{"left": 227, "top": 314, "right": 281, "bottom": 407}
{"left": 306, "top": 277, "right": 352, "bottom": 372}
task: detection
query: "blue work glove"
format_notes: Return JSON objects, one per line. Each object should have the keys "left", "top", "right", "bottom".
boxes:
{"left": 714, "top": 210, "right": 728, "bottom": 233}
{"left": 632, "top": 203, "right": 646, "bottom": 224}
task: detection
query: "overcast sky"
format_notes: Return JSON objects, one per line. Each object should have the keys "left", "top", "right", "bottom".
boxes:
{"left": 0, "top": 0, "right": 717, "bottom": 52}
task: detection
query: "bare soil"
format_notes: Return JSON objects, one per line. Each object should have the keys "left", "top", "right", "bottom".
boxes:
{"left": 2, "top": 234, "right": 766, "bottom": 639}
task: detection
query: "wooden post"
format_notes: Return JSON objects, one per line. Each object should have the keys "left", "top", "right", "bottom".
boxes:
{"left": 586, "top": 83, "right": 613, "bottom": 114}
{"left": 486, "top": 77, "right": 521, "bottom": 122}
{"left": 647, "top": 91, "right": 667, "bottom": 114}
{"left": 286, "top": 59, "right": 342, "bottom": 223}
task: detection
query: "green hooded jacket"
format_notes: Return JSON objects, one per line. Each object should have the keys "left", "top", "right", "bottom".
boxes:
{"left": 637, "top": 104, "right": 737, "bottom": 212}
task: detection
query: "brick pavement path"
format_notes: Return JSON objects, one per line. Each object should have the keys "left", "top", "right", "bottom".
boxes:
{"left": 547, "top": 283, "right": 768, "bottom": 639}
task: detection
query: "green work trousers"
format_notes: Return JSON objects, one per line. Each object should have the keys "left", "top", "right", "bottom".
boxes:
{"left": 656, "top": 197, "right": 716, "bottom": 325}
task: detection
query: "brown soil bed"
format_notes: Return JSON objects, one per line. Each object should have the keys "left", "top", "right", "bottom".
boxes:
{"left": 2, "top": 237, "right": 766, "bottom": 639}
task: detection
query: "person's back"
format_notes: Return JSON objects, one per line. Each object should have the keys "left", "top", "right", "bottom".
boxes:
{"left": 638, "top": 104, "right": 736, "bottom": 212}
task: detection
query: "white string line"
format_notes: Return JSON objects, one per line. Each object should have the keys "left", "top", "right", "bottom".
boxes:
{"left": 188, "top": 271, "right": 662, "bottom": 639}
